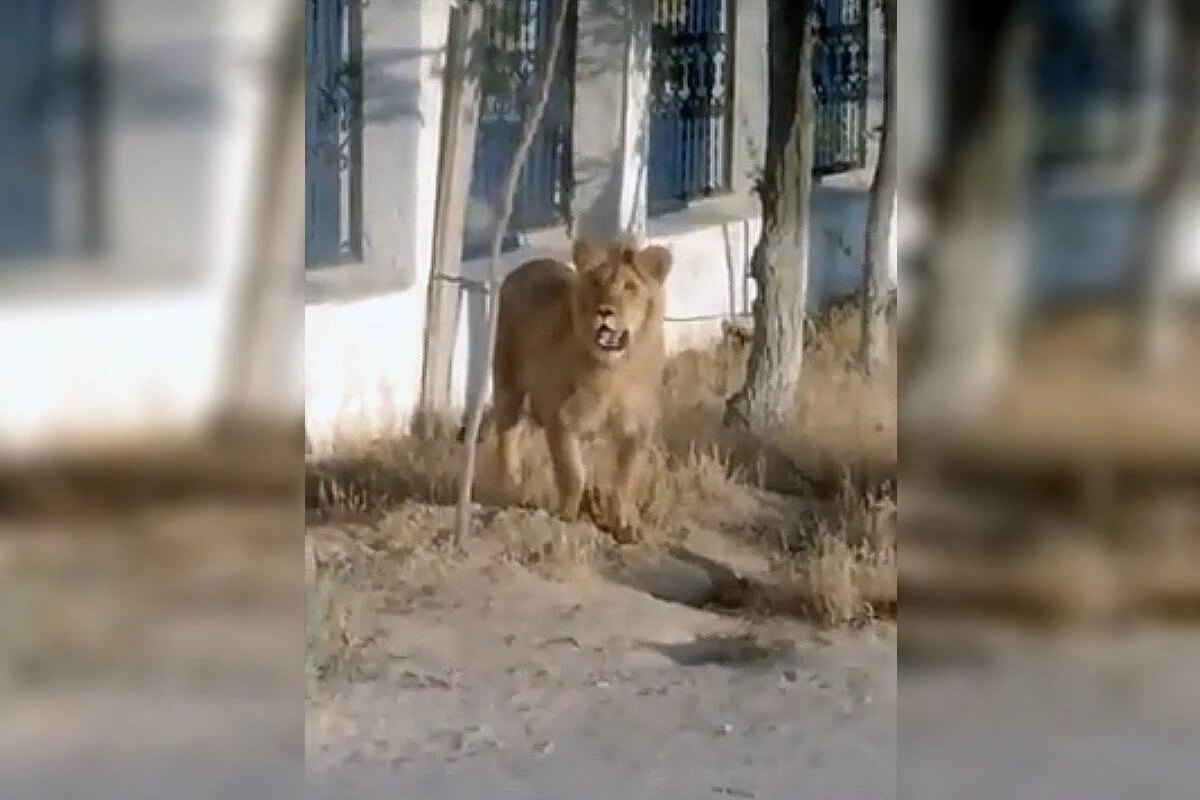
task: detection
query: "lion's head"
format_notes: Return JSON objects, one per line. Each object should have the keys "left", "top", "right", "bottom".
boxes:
{"left": 569, "top": 238, "right": 673, "bottom": 363}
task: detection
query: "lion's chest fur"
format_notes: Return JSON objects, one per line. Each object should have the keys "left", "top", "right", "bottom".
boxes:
{"left": 523, "top": 354, "right": 660, "bottom": 437}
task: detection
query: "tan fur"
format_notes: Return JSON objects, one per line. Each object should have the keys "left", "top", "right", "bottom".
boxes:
{"left": 487, "top": 238, "right": 673, "bottom": 543}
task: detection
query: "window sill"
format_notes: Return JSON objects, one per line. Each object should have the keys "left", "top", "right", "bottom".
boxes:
{"left": 305, "top": 225, "right": 573, "bottom": 306}
{"left": 1031, "top": 156, "right": 1153, "bottom": 199}
{"left": 457, "top": 225, "right": 572, "bottom": 285}
{"left": 305, "top": 259, "right": 417, "bottom": 305}
{"left": 0, "top": 257, "right": 204, "bottom": 307}
{"left": 646, "top": 193, "right": 760, "bottom": 238}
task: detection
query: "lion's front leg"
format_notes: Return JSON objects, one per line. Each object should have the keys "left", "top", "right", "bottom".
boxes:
{"left": 546, "top": 420, "right": 586, "bottom": 522}
{"left": 491, "top": 389, "right": 525, "bottom": 506}
{"left": 606, "top": 429, "right": 648, "bottom": 544}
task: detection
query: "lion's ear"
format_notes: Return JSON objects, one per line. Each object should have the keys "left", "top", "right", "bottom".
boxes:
{"left": 572, "top": 239, "right": 605, "bottom": 273}
{"left": 634, "top": 245, "right": 672, "bottom": 284}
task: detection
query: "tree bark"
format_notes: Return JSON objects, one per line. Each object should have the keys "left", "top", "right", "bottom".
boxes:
{"left": 1126, "top": 0, "right": 1200, "bottom": 370}
{"left": 900, "top": 2, "right": 1032, "bottom": 443}
{"left": 724, "top": 1, "right": 817, "bottom": 434}
{"left": 859, "top": 0, "right": 896, "bottom": 372}
{"left": 455, "top": 0, "right": 575, "bottom": 545}
{"left": 211, "top": 0, "right": 305, "bottom": 428}
{"left": 418, "top": 3, "right": 485, "bottom": 435}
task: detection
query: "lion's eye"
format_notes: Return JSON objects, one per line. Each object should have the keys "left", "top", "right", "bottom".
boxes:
{"left": 623, "top": 280, "right": 638, "bottom": 293}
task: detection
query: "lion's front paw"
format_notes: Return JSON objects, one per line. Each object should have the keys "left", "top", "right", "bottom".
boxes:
{"left": 557, "top": 489, "right": 584, "bottom": 522}
{"left": 604, "top": 493, "right": 642, "bottom": 545}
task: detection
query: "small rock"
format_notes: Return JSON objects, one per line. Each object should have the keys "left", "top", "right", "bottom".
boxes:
{"left": 717, "top": 723, "right": 733, "bottom": 736}
{"left": 616, "top": 553, "right": 718, "bottom": 608}
{"left": 431, "top": 729, "right": 465, "bottom": 752}
{"left": 537, "top": 635, "right": 581, "bottom": 649}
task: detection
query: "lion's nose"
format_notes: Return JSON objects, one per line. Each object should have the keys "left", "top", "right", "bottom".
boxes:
{"left": 596, "top": 305, "right": 617, "bottom": 320}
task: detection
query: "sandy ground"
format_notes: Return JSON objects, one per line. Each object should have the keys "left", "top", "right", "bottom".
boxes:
{"left": 306, "top": 558, "right": 897, "bottom": 800}
{"left": 6, "top": 601, "right": 1199, "bottom": 800}
{"left": 0, "top": 550, "right": 895, "bottom": 800}
{"left": 901, "top": 626, "right": 1200, "bottom": 800}
{"left": 303, "top": 559, "right": 1200, "bottom": 800}
{"left": 0, "top": 612, "right": 302, "bottom": 800}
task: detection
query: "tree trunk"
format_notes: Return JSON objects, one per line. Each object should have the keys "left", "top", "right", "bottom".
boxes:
{"left": 455, "top": 0, "right": 575, "bottom": 545}
{"left": 1127, "top": 0, "right": 1200, "bottom": 370}
{"left": 899, "top": 3, "right": 1032, "bottom": 443}
{"left": 724, "top": 2, "right": 817, "bottom": 434}
{"left": 859, "top": 0, "right": 897, "bottom": 372}
{"left": 210, "top": 0, "right": 305, "bottom": 428}
{"left": 418, "top": 3, "right": 486, "bottom": 436}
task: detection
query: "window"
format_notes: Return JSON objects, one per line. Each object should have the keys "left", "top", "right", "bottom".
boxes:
{"left": 812, "top": 0, "right": 871, "bottom": 176}
{"left": 1031, "top": 0, "right": 1140, "bottom": 167}
{"left": 462, "top": 0, "right": 577, "bottom": 261}
{"left": 0, "top": 0, "right": 106, "bottom": 262}
{"left": 647, "top": 0, "right": 735, "bottom": 215}
{"left": 305, "top": 0, "right": 363, "bottom": 268}
{"left": 941, "top": 0, "right": 1141, "bottom": 170}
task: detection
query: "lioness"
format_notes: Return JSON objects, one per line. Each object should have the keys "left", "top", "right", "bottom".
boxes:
{"left": 488, "top": 238, "right": 673, "bottom": 543}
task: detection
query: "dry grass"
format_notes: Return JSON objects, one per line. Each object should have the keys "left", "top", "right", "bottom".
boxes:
{"left": 0, "top": 418, "right": 301, "bottom": 518}
{"left": 306, "top": 299, "right": 898, "bottom": 639}
{"left": 305, "top": 551, "right": 384, "bottom": 686}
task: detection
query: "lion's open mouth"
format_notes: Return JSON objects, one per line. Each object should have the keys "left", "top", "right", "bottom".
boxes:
{"left": 595, "top": 324, "right": 629, "bottom": 352}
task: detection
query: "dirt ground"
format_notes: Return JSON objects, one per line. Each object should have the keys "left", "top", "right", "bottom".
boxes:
{"left": 307, "top": 512, "right": 896, "bottom": 798}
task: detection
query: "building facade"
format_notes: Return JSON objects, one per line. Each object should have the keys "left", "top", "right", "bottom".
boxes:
{"left": 303, "top": 0, "right": 891, "bottom": 449}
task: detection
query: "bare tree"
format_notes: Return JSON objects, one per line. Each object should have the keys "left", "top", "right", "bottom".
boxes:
{"left": 1126, "top": 0, "right": 1200, "bottom": 370}
{"left": 455, "top": 0, "right": 576, "bottom": 545}
{"left": 211, "top": 0, "right": 305, "bottom": 428}
{"left": 859, "top": 0, "right": 896, "bottom": 371}
{"left": 899, "top": 3, "right": 1033, "bottom": 441}
{"left": 418, "top": 3, "right": 485, "bottom": 435}
{"left": 724, "top": 2, "right": 819, "bottom": 433}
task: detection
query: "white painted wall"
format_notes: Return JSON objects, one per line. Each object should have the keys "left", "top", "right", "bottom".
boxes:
{"left": 304, "top": 0, "right": 450, "bottom": 450}
{"left": 0, "top": 296, "right": 224, "bottom": 457}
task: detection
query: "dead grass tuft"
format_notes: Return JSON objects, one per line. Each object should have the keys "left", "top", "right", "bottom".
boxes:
{"left": 305, "top": 548, "right": 384, "bottom": 687}
{"left": 799, "top": 536, "right": 895, "bottom": 627}
{"left": 0, "top": 418, "right": 301, "bottom": 519}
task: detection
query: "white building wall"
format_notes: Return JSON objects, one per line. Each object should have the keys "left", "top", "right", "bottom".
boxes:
{"left": 304, "top": 0, "right": 451, "bottom": 448}
{"left": 0, "top": 0, "right": 290, "bottom": 459}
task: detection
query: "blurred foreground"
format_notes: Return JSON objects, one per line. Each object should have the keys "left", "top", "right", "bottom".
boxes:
{"left": 898, "top": 0, "right": 1200, "bottom": 796}
{"left": 0, "top": 425, "right": 302, "bottom": 798}
{"left": 0, "top": 0, "right": 302, "bottom": 795}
